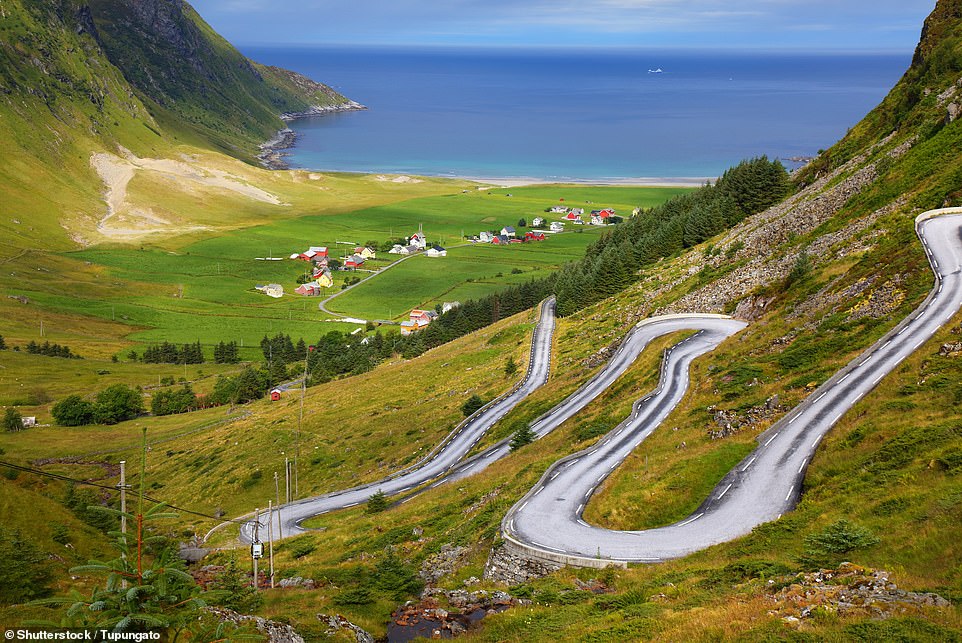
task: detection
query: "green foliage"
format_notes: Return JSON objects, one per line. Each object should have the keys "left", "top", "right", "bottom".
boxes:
{"left": 785, "top": 251, "right": 814, "bottom": 288}
{"left": 3, "top": 407, "right": 23, "bottom": 432}
{"left": 93, "top": 384, "right": 145, "bottom": 425}
{"left": 798, "top": 519, "right": 880, "bottom": 568}
{"left": 509, "top": 423, "right": 536, "bottom": 451}
{"left": 61, "top": 485, "right": 117, "bottom": 534}
{"left": 555, "top": 157, "right": 791, "bottom": 316}
{"left": 289, "top": 538, "right": 317, "bottom": 559}
{"left": 461, "top": 394, "right": 486, "bottom": 417}
{"left": 372, "top": 551, "right": 423, "bottom": 600}
{"left": 208, "top": 555, "right": 262, "bottom": 614}
{"left": 51, "top": 395, "right": 95, "bottom": 427}
{"left": 25, "top": 340, "right": 81, "bottom": 359}
{"left": 366, "top": 490, "right": 389, "bottom": 514}
{"left": 151, "top": 384, "right": 196, "bottom": 416}
{"left": 0, "top": 528, "right": 54, "bottom": 604}
{"left": 505, "top": 355, "right": 518, "bottom": 377}
{"left": 575, "top": 418, "right": 615, "bottom": 442}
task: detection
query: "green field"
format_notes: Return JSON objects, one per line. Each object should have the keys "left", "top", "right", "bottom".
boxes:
{"left": 40, "top": 185, "right": 690, "bottom": 349}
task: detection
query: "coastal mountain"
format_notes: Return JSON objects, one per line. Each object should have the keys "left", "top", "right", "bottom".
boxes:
{"left": 0, "top": 0, "right": 356, "bottom": 250}
{"left": 85, "top": 0, "right": 358, "bottom": 156}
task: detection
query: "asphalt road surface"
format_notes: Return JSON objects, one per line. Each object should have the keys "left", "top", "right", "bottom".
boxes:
{"left": 237, "top": 297, "right": 557, "bottom": 543}
{"left": 504, "top": 209, "right": 962, "bottom": 562}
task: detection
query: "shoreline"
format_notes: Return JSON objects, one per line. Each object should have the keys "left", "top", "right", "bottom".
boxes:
{"left": 258, "top": 100, "right": 367, "bottom": 169}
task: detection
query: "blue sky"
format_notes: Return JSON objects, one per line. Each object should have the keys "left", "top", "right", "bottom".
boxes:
{"left": 190, "top": 0, "right": 936, "bottom": 50}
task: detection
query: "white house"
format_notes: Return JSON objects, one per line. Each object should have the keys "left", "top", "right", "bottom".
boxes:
{"left": 255, "top": 284, "right": 284, "bottom": 298}
{"left": 442, "top": 301, "right": 461, "bottom": 313}
{"left": 532, "top": 217, "right": 545, "bottom": 227}
{"left": 426, "top": 245, "right": 447, "bottom": 257}
{"left": 550, "top": 221, "right": 565, "bottom": 232}
{"left": 479, "top": 231, "right": 495, "bottom": 243}
{"left": 388, "top": 244, "right": 405, "bottom": 254}
{"left": 501, "top": 226, "right": 516, "bottom": 237}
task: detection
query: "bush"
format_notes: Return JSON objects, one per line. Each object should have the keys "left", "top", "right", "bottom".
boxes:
{"left": 93, "top": 384, "right": 145, "bottom": 425}
{"left": 366, "top": 490, "right": 388, "bottom": 514}
{"left": 3, "top": 408, "right": 23, "bottom": 432}
{"left": 51, "top": 395, "right": 95, "bottom": 426}
{"left": 0, "top": 528, "right": 54, "bottom": 604}
{"left": 509, "top": 424, "right": 536, "bottom": 450}
{"left": 461, "top": 394, "right": 485, "bottom": 417}
{"left": 798, "top": 519, "right": 879, "bottom": 568}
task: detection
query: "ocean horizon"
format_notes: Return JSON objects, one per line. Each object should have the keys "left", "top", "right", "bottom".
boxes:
{"left": 242, "top": 45, "right": 911, "bottom": 181}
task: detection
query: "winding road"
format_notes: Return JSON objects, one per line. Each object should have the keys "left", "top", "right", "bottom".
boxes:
{"left": 503, "top": 208, "right": 962, "bottom": 563}
{"left": 236, "top": 297, "right": 557, "bottom": 542}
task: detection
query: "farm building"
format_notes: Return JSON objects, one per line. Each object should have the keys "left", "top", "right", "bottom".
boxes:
{"left": 409, "top": 228, "right": 428, "bottom": 250}
{"left": 426, "top": 245, "right": 447, "bottom": 257}
{"left": 22, "top": 416, "right": 36, "bottom": 428}
{"left": 344, "top": 254, "right": 366, "bottom": 269}
{"left": 492, "top": 234, "right": 511, "bottom": 245}
{"left": 563, "top": 212, "right": 581, "bottom": 222}
{"left": 501, "top": 226, "right": 516, "bottom": 237}
{"left": 550, "top": 221, "right": 565, "bottom": 232}
{"left": 548, "top": 206, "right": 568, "bottom": 213}
{"left": 295, "top": 282, "right": 321, "bottom": 296}
{"left": 442, "top": 301, "right": 461, "bottom": 313}
{"left": 525, "top": 231, "right": 546, "bottom": 241}
{"left": 296, "top": 246, "right": 328, "bottom": 261}
{"left": 255, "top": 284, "right": 284, "bottom": 298}
{"left": 571, "top": 208, "right": 584, "bottom": 215}
{"left": 479, "top": 231, "right": 495, "bottom": 243}
{"left": 399, "top": 244, "right": 420, "bottom": 255}
{"left": 532, "top": 217, "right": 545, "bottom": 226}
{"left": 270, "top": 389, "right": 282, "bottom": 401}
{"left": 389, "top": 244, "right": 405, "bottom": 254}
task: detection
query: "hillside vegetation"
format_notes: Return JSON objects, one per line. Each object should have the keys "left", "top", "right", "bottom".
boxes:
{"left": 3, "top": 0, "right": 962, "bottom": 640}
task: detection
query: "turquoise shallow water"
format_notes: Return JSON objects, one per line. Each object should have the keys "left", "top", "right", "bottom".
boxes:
{"left": 242, "top": 45, "right": 910, "bottom": 180}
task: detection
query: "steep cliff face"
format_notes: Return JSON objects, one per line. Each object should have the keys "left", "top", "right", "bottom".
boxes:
{"left": 85, "top": 0, "right": 353, "bottom": 154}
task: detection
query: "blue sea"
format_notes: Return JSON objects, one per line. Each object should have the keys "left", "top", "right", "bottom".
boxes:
{"left": 242, "top": 45, "right": 910, "bottom": 181}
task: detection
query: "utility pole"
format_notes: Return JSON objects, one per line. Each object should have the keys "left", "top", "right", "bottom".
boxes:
{"left": 251, "top": 508, "right": 260, "bottom": 592}
{"left": 118, "top": 460, "right": 128, "bottom": 589}
{"left": 285, "top": 457, "right": 290, "bottom": 504}
{"left": 274, "top": 472, "right": 283, "bottom": 539}
{"left": 267, "top": 500, "right": 275, "bottom": 588}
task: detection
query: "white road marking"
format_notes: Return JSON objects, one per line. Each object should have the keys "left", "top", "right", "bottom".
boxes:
{"left": 534, "top": 487, "right": 543, "bottom": 496}
{"left": 741, "top": 456, "right": 757, "bottom": 472}
{"left": 798, "top": 459, "right": 808, "bottom": 474}
{"left": 677, "top": 512, "right": 704, "bottom": 527}
{"left": 838, "top": 373, "right": 850, "bottom": 383}
{"left": 520, "top": 501, "right": 528, "bottom": 511}
{"left": 577, "top": 503, "right": 584, "bottom": 513}
{"left": 785, "top": 485, "right": 794, "bottom": 501}
{"left": 717, "top": 483, "right": 733, "bottom": 500}
{"left": 764, "top": 432, "right": 779, "bottom": 446}
{"left": 812, "top": 437, "right": 821, "bottom": 448}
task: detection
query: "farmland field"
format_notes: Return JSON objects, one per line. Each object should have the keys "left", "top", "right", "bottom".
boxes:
{"left": 50, "top": 184, "right": 690, "bottom": 348}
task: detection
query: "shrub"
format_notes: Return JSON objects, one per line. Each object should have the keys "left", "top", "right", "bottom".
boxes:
{"left": 93, "top": 384, "right": 145, "bottom": 425}
{"left": 2, "top": 408, "right": 23, "bottom": 432}
{"left": 798, "top": 519, "right": 879, "bottom": 568}
{"left": 509, "top": 424, "right": 536, "bottom": 451}
{"left": 366, "top": 490, "right": 388, "bottom": 514}
{"left": 51, "top": 395, "right": 95, "bottom": 426}
{"left": 461, "top": 394, "right": 485, "bottom": 417}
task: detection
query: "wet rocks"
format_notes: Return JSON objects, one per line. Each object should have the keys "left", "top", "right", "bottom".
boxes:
{"left": 392, "top": 589, "right": 527, "bottom": 639}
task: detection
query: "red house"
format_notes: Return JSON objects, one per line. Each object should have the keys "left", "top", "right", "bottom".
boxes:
{"left": 525, "top": 231, "right": 546, "bottom": 241}
{"left": 270, "top": 389, "right": 282, "bottom": 401}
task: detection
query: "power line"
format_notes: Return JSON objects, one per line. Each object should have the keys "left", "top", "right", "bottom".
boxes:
{"left": 0, "top": 460, "right": 247, "bottom": 525}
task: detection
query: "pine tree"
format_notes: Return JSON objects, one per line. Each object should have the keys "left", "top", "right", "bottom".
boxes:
{"left": 505, "top": 355, "right": 518, "bottom": 377}
{"left": 509, "top": 423, "right": 536, "bottom": 450}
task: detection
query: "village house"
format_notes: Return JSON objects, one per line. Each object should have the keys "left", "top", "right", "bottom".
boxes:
{"left": 389, "top": 243, "right": 406, "bottom": 254}
{"left": 355, "top": 246, "right": 376, "bottom": 260}
{"left": 442, "top": 301, "right": 461, "bottom": 313}
{"left": 525, "top": 231, "right": 546, "bottom": 241}
{"left": 426, "top": 245, "right": 447, "bottom": 257}
{"left": 295, "top": 281, "right": 321, "bottom": 296}
{"left": 550, "top": 221, "right": 565, "bottom": 232}
{"left": 563, "top": 211, "right": 581, "bottom": 222}
{"left": 492, "top": 234, "right": 511, "bottom": 245}
{"left": 409, "top": 225, "right": 428, "bottom": 250}
{"left": 315, "top": 268, "right": 334, "bottom": 288}
{"left": 501, "top": 226, "right": 516, "bottom": 237}
{"left": 479, "top": 231, "right": 495, "bottom": 243}
{"left": 571, "top": 208, "right": 584, "bottom": 216}
{"left": 549, "top": 206, "right": 568, "bottom": 213}
{"left": 344, "top": 254, "right": 366, "bottom": 270}
{"left": 21, "top": 416, "right": 36, "bottom": 428}
{"left": 532, "top": 216, "right": 545, "bottom": 227}
{"left": 401, "top": 308, "right": 438, "bottom": 335}
{"left": 255, "top": 284, "right": 284, "bottom": 298}
{"left": 399, "top": 244, "right": 420, "bottom": 255}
